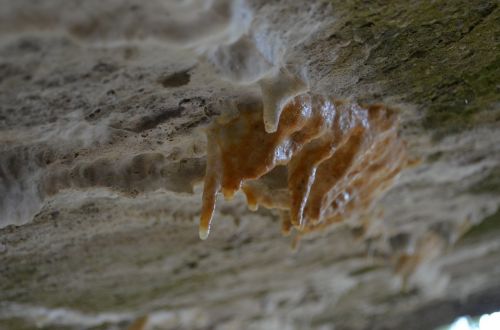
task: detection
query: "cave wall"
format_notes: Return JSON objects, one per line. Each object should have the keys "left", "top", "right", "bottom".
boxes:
{"left": 0, "top": 1, "right": 499, "bottom": 329}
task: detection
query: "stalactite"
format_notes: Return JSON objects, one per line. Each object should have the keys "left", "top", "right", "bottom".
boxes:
{"left": 199, "top": 93, "right": 407, "bottom": 239}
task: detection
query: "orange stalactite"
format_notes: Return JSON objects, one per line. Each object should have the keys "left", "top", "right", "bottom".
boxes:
{"left": 199, "top": 93, "right": 407, "bottom": 240}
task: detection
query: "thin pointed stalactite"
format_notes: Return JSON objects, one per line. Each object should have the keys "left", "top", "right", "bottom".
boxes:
{"left": 199, "top": 93, "right": 407, "bottom": 239}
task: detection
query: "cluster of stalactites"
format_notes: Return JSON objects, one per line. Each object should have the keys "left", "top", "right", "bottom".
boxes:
{"left": 199, "top": 93, "right": 407, "bottom": 239}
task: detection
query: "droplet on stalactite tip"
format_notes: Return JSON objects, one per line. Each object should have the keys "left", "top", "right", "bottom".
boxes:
{"left": 198, "top": 92, "right": 407, "bottom": 240}
{"left": 199, "top": 225, "right": 209, "bottom": 240}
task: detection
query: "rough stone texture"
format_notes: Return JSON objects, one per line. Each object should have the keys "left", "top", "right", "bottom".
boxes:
{"left": 0, "top": 1, "right": 499, "bottom": 329}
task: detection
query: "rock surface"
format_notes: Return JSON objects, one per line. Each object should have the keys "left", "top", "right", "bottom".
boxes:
{"left": 0, "top": 0, "right": 499, "bottom": 329}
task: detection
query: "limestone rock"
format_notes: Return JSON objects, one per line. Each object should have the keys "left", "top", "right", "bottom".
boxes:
{"left": 0, "top": 0, "right": 499, "bottom": 329}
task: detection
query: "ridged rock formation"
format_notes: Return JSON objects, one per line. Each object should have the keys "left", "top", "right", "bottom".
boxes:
{"left": 0, "top": 0, "right": 499, "bottom": 329}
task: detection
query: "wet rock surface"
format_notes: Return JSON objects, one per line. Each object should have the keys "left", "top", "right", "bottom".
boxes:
{"left": 0, "top": 1, "right": 499, "bottom": 329}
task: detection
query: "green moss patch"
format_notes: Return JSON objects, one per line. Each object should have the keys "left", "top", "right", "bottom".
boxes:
{"left": 461, "top": 208, "right": 500, "bottom": 240}
{"left": 330, "top": 0, "right": 499, "bottom": 138}
{"left": 349, "top": 264, "right": 385, "bottom": 277}
{"left": 469, "top": 167, "right": 500, "bottom": 194}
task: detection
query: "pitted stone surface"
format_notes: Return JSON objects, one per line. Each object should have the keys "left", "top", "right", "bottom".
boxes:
{"left": 0, "top": 1, "right": 499, "bottom": 329}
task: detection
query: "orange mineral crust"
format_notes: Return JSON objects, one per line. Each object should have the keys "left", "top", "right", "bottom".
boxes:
{"left": 199, "top": 93, "right": 407, "bottom": 239}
